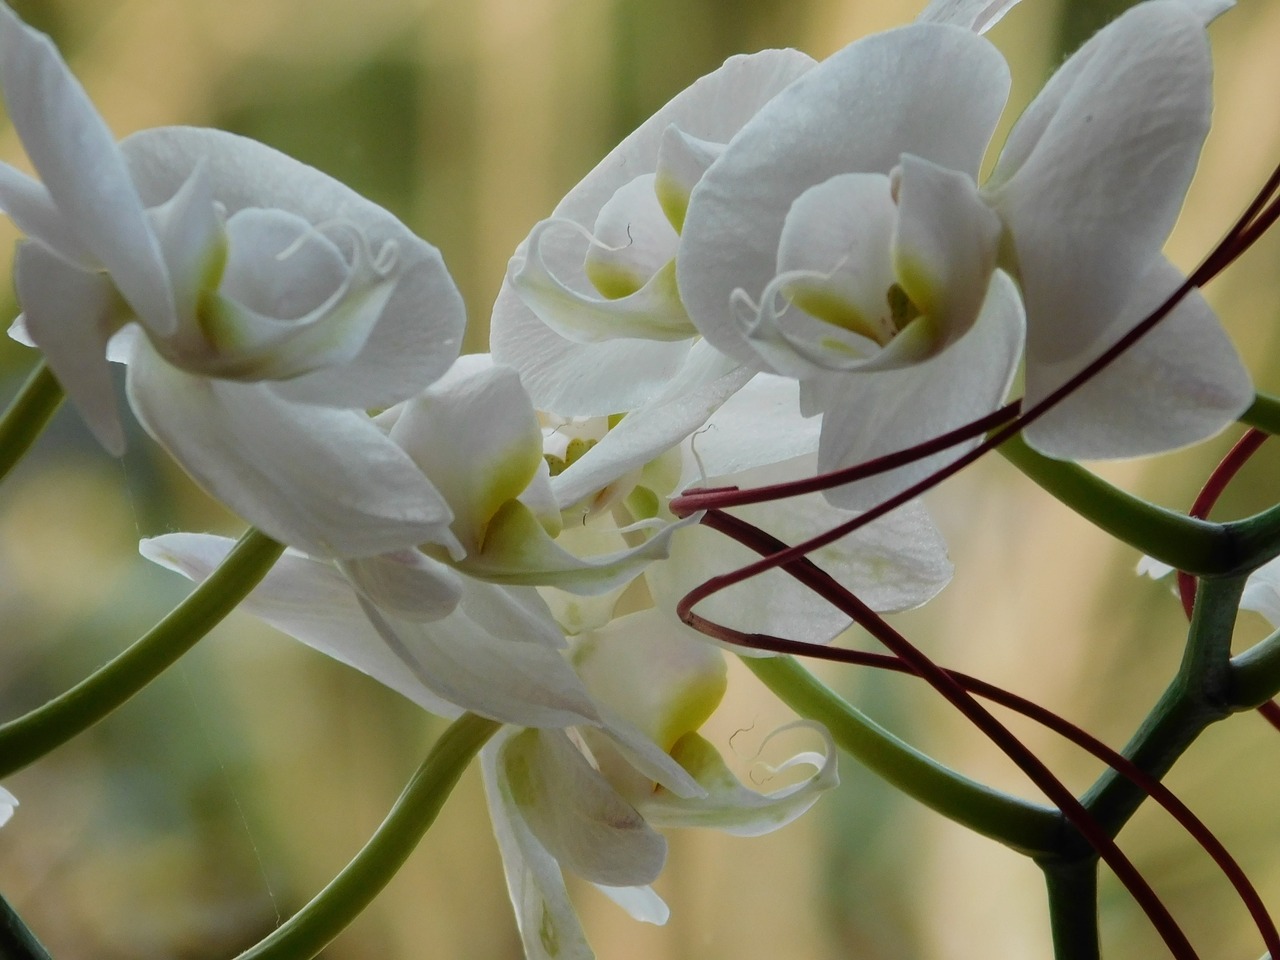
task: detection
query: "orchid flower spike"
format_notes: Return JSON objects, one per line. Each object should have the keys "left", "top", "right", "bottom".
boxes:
{"left": 676, "top": 0, "right": 1252, "bottom": 508}
{"left": 0, "top": 3, "right": 465, "bottom": 557}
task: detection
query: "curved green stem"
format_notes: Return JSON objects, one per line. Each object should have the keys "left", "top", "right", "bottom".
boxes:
{"left": 1228, "top": 628, "right": 1280, "bottom": 709}
{"left": 0, "top": 363, "right": 63, "bottom": 485}
{"left": 998, "top": 433, "right": 1231, "bottom": 575}
{"left": 744, "top": 655, "right": 1062, "bottom": 857}
{"left": 234, "top": 713, "right": 500, "bottom": 960}
{"left": 1240, "top": 392, "right": 1280, "bottom": 436}
{"left": 0, "top": 529, "right": 284, "bottom": 777}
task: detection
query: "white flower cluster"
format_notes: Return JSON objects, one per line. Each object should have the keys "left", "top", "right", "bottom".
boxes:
{"left": 0, "top": 0, "right": 1250, "bottom": 955}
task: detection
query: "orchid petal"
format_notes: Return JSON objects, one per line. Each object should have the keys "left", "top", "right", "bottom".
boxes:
{"left": 653, "top": 126, "right": 724, "bottom": 233}
{"left": 498, "top": 728, "right": 667, "bottom": 887}
{"left": 339, "top": 551, "right": 463, "bottom": 621}
{"left": 583, "top": 175, "right": 680, "bottom": 299}
{"left": 893, "top": 154, "right": 1001, "bottom": 347}
{"left": 572, "top": 609, "right": 728, "bottom": 753}
{"left": 491, "top": 49, "right": 815, "bottom": 416}
{"left": 187, "top": 209, "right": 397, "bottom": 382}
{"left": 14, "top": 242, "right": 126, "bottom": 454}
{"left": 551, "top": 339, "right": 752, "bottom": 512}
{"left": 0, "top": 786, "right": 16, "bottom": 827}
{"left": 679, "top": 24, "right": 1009, "bottom": 362}
{"left": 1021, "top": 257, "right": 1251, "bottom": 459}
{"left": 593, "top": 884, "right": 669, "bottom": 925}
{"left": 642, "top": 722, "right": 838, "bottom": 836}
{"left": 916, "top": 0, "right": 1023, "bottom": 33}
{"left": 388, "top": 357, "right": 544, "bottom": 556}
{"left": 1241, "top": 558, "right": 1280, "bottom": 627}
{"left": 987, "top": 2, "right": 1212, "bottom": 396}
{"left": 146, "top": 162, "right": 224, "bottom": 333}
{"left": 648, "top": 473, "right": 952, "bottom": 644}
{"left": 815, "top": 269, "right": 1024, "bottom": 509}
{"left": 482, "top": 733, "right": 596, "bottom": 960}
{"left": 0, "top": 5, "right": 174, "bottom": 332}
{"left": 509, "top": 219, "right": 694, "bottom": 344}
{"left": 355, "top": 592, "right": 601, "bottom": 728}
{"left": 141, "top": 533, "right": 465, "bottom": 718}
{"left": 0, "top": 161, "right": 91, "bottom": 265}
{"left": 127, "top": 337, "right": 454, "bottom": 558}
{"left": 676, "top": 373, "right": 819, "bottom": 483}
{"left": 122, "top": 126, "right": 464, "bottom": 408}
{"left": 458, "top": 498, "right": 695, "bottom": 594}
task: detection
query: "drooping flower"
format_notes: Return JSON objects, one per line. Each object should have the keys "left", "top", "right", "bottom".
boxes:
{"left": 0, "top": 3, "right": 464, "bottom": 558}
{"left": 483, "top": 609, "right": 837, "bottom": 960}
{"left": 677, "top": 0, "right": 1251, "bottom": 508}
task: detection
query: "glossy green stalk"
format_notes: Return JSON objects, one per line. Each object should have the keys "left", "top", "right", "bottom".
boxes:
{"left": 1041, "top": 858, "right": 1101, "bottom": 960}
{"left": 998, "top": 433, "right": 1232, "bottom": 575}
{"left": 0, "top": 363, "right": 63, "bottom": 485}
{"left": 744, "top": 655, "right": 1062, "bottom": 857}
{"left": 0, "top": 529, "right": 284, "bottom": 777}
{"left": 235, "top": 713, "right": 499, "bottom": 960}
{"left": 1240, "top": 392, "right": 1280, "bottom": 436}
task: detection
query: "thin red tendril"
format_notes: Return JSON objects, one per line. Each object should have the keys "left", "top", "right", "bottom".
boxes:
{"left": 683, "top": 508, "right": 1200, "bottom": 959}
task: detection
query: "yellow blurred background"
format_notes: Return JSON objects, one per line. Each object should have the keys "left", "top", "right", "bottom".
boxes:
{"left": 2, "top": 0, "right": 1280, "bottom": 957}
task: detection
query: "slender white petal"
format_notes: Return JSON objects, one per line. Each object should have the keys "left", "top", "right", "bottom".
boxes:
{"left": 482, "top": 733, "right": 597, "bottom": 960}
{"left": 0, "top": 4, "right": 174, "bottom": 332}
{"left": 593, "top": 884, "right": 669, "bottom": 925}
{"left": 1241, "top": 557, "right": 1280, "bottom": 627}
{"left": 140, "top": 534, "right": 465, "bottom": 718}
{"left": 14, "top": 242, "right": 125, "bottom": 454}
{"left": 356, "top": 594, "right": 602, "bottom": 728}
{"left": 122, "top": 126, "right": 464, "bottom": 408}
{"left": 916, "top": 0, "right": 1022, "bottom": 33}
{"left": 339, "top": 551, "right": 463, "bottom": 621}
{"left": 679, "top": 24, "right": 1009, "bottom": 361}
{"left": 146, "top": 162, "right": 223, "bottom": 333}
{"left": 0, "top": 786, "right": 16, "bottom": 827}
{"left": 642, "top": 723, "right": 838, "bottom": 836}
{"left": 0, "top": 161, "right": 91, "bottom": 265}
{"left": 127, "top": 336, "right": 454, "bottom": 558}
{"left": 498, "top": 728, "right": 667, "bottom": 887}
{"left": 987, "top": 1, "right": 1214, "bottom": 437}
{"left": 816, "top": 269, "right": 1024, "bottom": 509}
{"left": 1021, "top": 257, "right": 1251, "bottom": 458}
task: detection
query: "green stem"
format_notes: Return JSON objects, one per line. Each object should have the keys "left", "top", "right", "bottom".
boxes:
{"left": 1041, "top": 858, "right": 1101, "bottom": 960}
{"left": 998, "top": 433, "right": 1231, "bottom": 575}
{"left": 234, "top": 713, "right": 500, "bottom": 960}
{"left": 0, "top": 529, "right": 284, "bottom": 777}
{"left": 0, "top": 892, "right": 52, "bottom": 960}
{"left": 1240, "top": 392, "right": 1280, "bottom": 436}
{"left": 0, "top": 363, "right": 63, "bottom": 485}
{"left": 1228, "top": 627, "right": 1280, "bottom": 709}
{"left": 1080, "top": 575, "right": 1245, "bottom": 842}
{"left": 744, "top": 655, "right": 1062, "bottom": 857}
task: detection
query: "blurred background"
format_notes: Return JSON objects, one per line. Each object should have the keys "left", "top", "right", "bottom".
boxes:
{"left": 2, "top": 0, "right": 1280, "bottom": 957}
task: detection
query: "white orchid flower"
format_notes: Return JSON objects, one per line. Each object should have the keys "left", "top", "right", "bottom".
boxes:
{"left": 483, "top": 609, "right": 837, "bottom": 960}
{"left": 677, "top": 0, "right": 1251, "bottom": 509}
{"left": 490, "top": 50, "right": 815, "bottom": 420}
{"left": 0, "top": 786, "right": 15, "bottom": 827}
{"left": 0, "top": 4, "right": 464, "bottom": 558}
